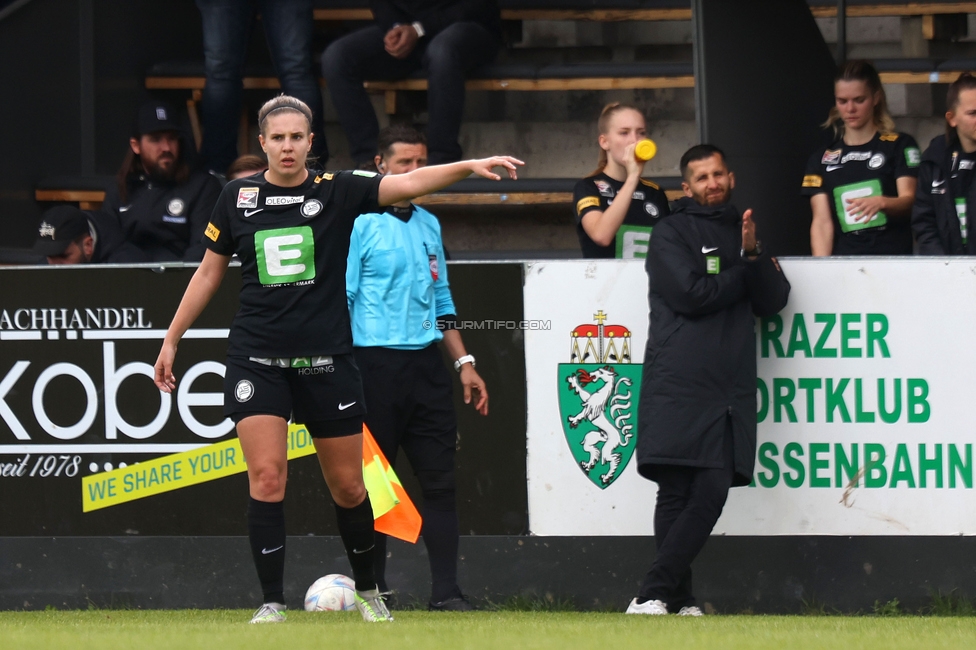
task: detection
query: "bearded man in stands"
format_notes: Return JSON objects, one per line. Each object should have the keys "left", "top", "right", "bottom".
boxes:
{"left": 101, "top": 101, "right": 221, "bottom": 262}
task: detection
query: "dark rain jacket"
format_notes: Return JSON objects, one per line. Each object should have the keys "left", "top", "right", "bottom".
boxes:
{"left": 85, "top": 210, "right": 145, "bottom": 263}
{"left": 100, "top": 169, "right": 221, "bottom": 263}
{"left": 637, "top": 198, "right": 791, "bottom": 486}
{"left": 911, "top": 133, "right": 976, "bottom": 255}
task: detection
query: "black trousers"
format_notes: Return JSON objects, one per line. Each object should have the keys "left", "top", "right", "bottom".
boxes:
{"left": 638, "top": 421, "right": 736, "bottom": 610}
{"left": 322, "top": 22, "right": 500, "bottom": 165}
{"left": 354, "top": 344, "right": 461, "bottom": 601}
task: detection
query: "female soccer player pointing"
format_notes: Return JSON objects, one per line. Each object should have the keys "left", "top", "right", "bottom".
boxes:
{"left": 153, "top": 95, "right": 521, "bottom": 624}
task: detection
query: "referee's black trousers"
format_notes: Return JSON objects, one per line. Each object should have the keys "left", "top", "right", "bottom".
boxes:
{"left": 354, "top": 344, "right": 461, "bottom": 602}
{"left": 638, "top": 420, "right": 736, "bottom": 610}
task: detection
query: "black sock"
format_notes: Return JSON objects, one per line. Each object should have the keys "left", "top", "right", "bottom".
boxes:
{"left": 335, "top": 495, "right": 377, "bottom": 592}
{"left": 247, "top": 497, "right": 286, "bottom": 605}
{"left": 422, "top": 500, "right": 461, "bottom": 602}
{"left": 373, "top": 533, "right": 389, "bottom": 593}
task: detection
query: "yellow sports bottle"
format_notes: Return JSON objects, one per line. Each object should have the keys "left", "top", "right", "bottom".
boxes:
{"left": 635, "top": 139, "right": 657, "bottom": 162}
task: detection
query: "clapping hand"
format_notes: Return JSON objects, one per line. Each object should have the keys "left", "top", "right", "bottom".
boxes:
{"left": 742, "top": 209, "right": 757, "bottom": 255}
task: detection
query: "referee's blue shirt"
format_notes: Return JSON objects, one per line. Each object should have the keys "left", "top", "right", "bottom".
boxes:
{"left": 346, "top": 204, "right": 456, "bottom": 349}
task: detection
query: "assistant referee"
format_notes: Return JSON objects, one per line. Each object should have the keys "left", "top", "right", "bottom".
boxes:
{"left": 347, "top": 124, "right": 488, "bottom": 611}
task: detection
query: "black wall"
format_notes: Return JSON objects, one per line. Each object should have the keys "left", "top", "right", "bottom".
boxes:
{"left": 5, "top": 536, "right": 976, "bottom": 613}
{"left": 0, "top": 263, "right": 527, "bottom": 536}
{"left": 694, "top": 0, "right": 836, "bottom": 256}
{"left": 0, "top": 0, "right": 205, "bottom": 249}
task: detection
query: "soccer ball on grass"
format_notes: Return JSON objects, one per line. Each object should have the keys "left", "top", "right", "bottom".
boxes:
{"left": 304, "top": 574, "right": 357, "bottom": 612}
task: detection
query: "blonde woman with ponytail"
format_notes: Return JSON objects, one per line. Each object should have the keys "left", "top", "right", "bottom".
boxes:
{"left": 802, "top": 60, "right": 920, "bottom": 256}
{"left": 573, "top": 103, "right": 670, "bottom": 258}
{"left": 153, "top": 95, "right": 522, "bottom": 625}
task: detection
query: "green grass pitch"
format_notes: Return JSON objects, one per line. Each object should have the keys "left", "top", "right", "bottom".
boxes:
{"left": 2, "top": 611, "right": 975, "bottom": 650}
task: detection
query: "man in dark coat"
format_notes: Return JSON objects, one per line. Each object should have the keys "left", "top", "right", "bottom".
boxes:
{"left": 628, "top": 145, "right": 791, "bottom": 616}
{"left": 101, "top": 102, "right": 222, "bottom": 263}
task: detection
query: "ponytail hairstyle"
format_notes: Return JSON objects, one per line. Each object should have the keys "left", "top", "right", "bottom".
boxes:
{"left": 822, "top": 60, "right": 895, "bottom": 138}
{"left": 945, "top": 72, "right": 976, "bottom": 140}
{"left": 590, "top": 102, "right": 644, "bottom": 176}
{"left": 258, "top": 95, "right": 313, "bottom": 135}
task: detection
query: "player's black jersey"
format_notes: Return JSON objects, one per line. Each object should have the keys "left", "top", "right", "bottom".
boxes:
{"left": 573, "top": 172, "right": 670, "bottom": 258}
{"left": 204, "top": 169, "right": 382, "bottom": 357}
{"left": 802, "top": 131, "right": 920, "bottom": 255}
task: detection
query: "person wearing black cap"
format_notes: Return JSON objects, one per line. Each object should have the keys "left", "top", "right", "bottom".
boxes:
{"left": 33, "top": 206, "right": 97, "bottom": 265}
{"left": 33, "top": 205, "right": 139, "bottom": 265}
{"left": 100, "top": 101, "right": 222, "bottom": 262}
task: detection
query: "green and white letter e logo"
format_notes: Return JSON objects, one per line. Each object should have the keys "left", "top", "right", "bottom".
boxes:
{"left": 255, "top": 226, "right": 315, "bottom": 285}
{"left": 615, "top": 225, "right": 652, "bottom": 259}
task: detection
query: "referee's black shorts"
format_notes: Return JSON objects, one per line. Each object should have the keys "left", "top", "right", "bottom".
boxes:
{"left": 353, "top": 343, "right": 457, "bottom": 474}
{"left": 223, "top": 354, "right": 366, "bottom": 438}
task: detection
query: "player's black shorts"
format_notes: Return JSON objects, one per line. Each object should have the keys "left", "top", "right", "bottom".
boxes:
{"left": 223, "top": 354, "right": 366, "bottom": 438}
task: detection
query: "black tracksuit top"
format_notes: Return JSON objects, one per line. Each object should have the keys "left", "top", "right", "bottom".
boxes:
{"left": 637, "top": 198, "right": 791, "bottom": 486}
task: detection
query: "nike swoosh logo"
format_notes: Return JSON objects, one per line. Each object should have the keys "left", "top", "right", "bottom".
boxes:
{"left": 244, "top": 209, "right": 264, "bottom": 217}
{"left": 351, "top": 545, "right": 374, "bottom": 555}
{"left": 338, "top": 401, "right": 356, "bottom": 411}
{"left": 261, "top": 546, "right": 283, "bottom": 555}
{"left": 825, "top": 165, "right": 843, "bottom": 172}
{"left": 932, "top": 179, "right": 946, "bottom": 187}
{"left": 701, "top": 246, "right": 719, "bottom": 254}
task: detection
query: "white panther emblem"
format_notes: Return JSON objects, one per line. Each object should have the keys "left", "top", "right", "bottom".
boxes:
{"left": 566, "top": 365, "right": 634, "bottom": 485}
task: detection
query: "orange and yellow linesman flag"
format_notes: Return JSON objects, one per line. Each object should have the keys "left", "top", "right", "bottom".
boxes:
{"left": 362, "top": 425, "right": 422, "bottom": 543}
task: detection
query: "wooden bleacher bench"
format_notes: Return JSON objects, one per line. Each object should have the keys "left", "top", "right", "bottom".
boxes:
{"left": 145, "top": 61, "right": 695, "bottom": 92}
{"left": 146, "top": 61, "right": 694, "bottom": 117}
{"left": 363, "top": 62, "right": 693, "bottom": 112}
{"left": 146, "top": 1, "right": 976, "bottom": 113}
{"left": 311, "top": 0, "right": 694, "bottom": 22}
{"left": 146, "top": 56, "right": 976, "bottom": 126}
{"left": 807, "top": 1, "right": 976, "bottom": 19}
{"left": 310, "top": 1, "right": 976, "bottom": 24}
{"left": 416, "top": 177, "right": 685, "bottom": 206}
{"left": 35, "top": 177, "right": 685, "bottom": 210}
{"left": 34, "top": 176, "right": 113, "bottom": 210}
{"left": 874, "top": 57, "right": 976, "bottom": 83}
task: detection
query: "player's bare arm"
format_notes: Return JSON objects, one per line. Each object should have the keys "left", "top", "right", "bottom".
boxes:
{"left": 154, "top": 250, "right": 232, "bottom": 392}
{"left": 377, "top": 156, "right": 524, "bottom": 206}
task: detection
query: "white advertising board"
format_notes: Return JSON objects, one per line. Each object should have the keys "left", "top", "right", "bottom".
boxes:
{"left": 525, "top": 259, "right": 976, "bottom": 536}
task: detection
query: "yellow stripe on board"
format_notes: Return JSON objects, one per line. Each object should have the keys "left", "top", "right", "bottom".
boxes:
{"left": 81, "top": 424, "right": 317, "bottom": 512}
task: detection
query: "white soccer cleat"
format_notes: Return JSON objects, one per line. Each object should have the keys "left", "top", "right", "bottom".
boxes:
{"left": 355, "top": 588, "right": 395, "bottom": 622}
{"left": 249, "top": 602, "right": 287, "bottom": 624}
{"left": 677, "top": 606, "right": 703, "bottom": 617}
{"left": 625, "top": 598, "right": 668, "bottom": 615}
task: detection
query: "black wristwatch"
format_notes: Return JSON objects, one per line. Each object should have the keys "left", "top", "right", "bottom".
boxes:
{"left": 741, "top": 240, "right": 763, "bottom": 257}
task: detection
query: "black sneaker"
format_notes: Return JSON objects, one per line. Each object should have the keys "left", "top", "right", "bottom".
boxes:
{"left": 428, "top": 595, "right": 475, "bottom": 611}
